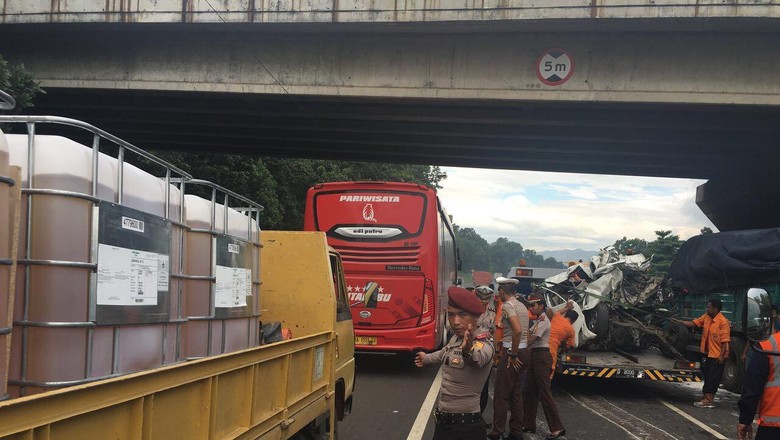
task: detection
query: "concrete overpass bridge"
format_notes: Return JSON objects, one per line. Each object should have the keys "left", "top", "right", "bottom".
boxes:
{"left": 0, "top": 1, "right": 779, "bottom": 230}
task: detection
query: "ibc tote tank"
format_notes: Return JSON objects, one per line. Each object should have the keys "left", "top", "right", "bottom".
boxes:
{"left": 2, "top": 122, "right": 188, "bottom": 397}
{"left": 180, "top": 182, "right": 262, "bottom": 359}
{"left": 0, "top": 129, "right": 13, "bottom": 400}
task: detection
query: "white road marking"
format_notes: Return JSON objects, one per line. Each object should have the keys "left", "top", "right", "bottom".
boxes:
{"left": 563, "top": 389, "right": 643, "bottom": 440}
{"left": 598, "top": 395, "right": 679, "bottom": 439}
{"left": 657, "top": 399, "right": 728, "bottom": 440}
{"left": 406, "top": 366, "right": 443, "bottom": 440}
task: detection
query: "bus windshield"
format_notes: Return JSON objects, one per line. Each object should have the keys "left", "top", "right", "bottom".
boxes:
{"left": 313, "top": 190, "right": 427, "bottom": 240}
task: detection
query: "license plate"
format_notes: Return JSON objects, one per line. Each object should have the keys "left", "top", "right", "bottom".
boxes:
{"left": 355, "top": 336, "right": 378, "bottom": 346}
{"left": 620, "top": 369, "right": 638, "bottom": 377}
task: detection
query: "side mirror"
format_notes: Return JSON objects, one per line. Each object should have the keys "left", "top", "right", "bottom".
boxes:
{"left": 363, "top": 281, "right": 379, "bottom": 309}
{"left": 746, "top": 287, "right": 772, "bottom": 343}
{"left": 456, "top": 277, "right": 463, "bottom": 286}
{"left": 0, "top": 90, "right": 16, "bottom": 111}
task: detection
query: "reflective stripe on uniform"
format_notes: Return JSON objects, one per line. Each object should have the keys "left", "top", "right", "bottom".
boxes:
{"left": 767, "top": 336, "right": 780, "bottom": 388}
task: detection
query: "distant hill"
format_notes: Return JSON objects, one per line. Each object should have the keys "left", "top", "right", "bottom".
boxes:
{"left": 539, "top": 249, "right": 599, "bottom": 264}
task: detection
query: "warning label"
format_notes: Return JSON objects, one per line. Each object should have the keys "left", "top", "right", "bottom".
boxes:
{"left": 97, "top": 244, "right": 161, "bottom": 306}
{"left": 215, "top": 265, "right": 251, "bottom": 308}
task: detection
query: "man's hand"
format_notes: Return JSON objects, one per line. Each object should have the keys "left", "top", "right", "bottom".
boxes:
{"left": 414, "top": 352, "right": 426, "bottom": 367}
{"left": 460, "top": 324, "right": 473, "bottom": 351}
{"left": 717, "top": 355, "right": 727, "bottom": 365}
{"left": 508, "top": 356, "right": 522, "bottom": 371}
{"left": 737, "top": 423, "right": 753, "bottom": 440}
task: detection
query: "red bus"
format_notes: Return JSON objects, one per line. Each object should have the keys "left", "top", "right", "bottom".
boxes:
{"left": 304, "top": 181, "right": 459, "bottom": 353}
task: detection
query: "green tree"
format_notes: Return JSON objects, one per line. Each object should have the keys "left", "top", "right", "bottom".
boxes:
{"left": 700, "top": 226, "right": 714, "bottom": 235}
{"left": 646, "top": 230, "right": 683, "bottom": 275}
{"left": 612, "top": 236, "right": 649, "bottom": 255}
{"left": 0, "top": 54, "right": 44, "bottom": 113}
{"left": 453, "top": 225, "right": 491, "bottom": 277}
{"left": 150, "top": 152, "right": 444, "bottom": 230}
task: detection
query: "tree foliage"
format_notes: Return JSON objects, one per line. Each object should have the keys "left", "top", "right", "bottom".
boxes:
{"left": 151, "top": 152, "right": 445, "bottom": 230}
{"left": 613, "top": 231, "right": 684, "bottom": 275}
{"left": 0, "top": 54, "right": 44, "bottom": 113}
{"left": 612, "top": 236, "right": 648, "bottom": 255}
{"left": 454, "top": 224, "right": 564, "bottom": 280}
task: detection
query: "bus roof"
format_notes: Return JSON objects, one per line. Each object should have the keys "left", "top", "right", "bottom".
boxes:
{"left": 310, "top": 181, "right": 435, "bottom": 193}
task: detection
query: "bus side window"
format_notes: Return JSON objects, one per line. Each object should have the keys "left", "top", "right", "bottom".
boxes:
{"left": 330, "top": 254, "right": 352, "bottom": 322}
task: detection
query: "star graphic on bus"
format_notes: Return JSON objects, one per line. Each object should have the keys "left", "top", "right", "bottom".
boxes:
{"left": 378, "top": 287, "right": 384, "bottom": 293}
{"left": 347, "top": 285, "right": 353, "bottom": 292}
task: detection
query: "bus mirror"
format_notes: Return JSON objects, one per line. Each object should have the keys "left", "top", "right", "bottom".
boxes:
{"left": 364, "top": 281, "right": 379, "bottom": 309}
{"left": 746, "top": 287, "right": 772, "bottom": 342}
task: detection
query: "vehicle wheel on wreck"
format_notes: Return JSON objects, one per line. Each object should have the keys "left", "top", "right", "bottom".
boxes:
{"left": 722, "top": 337, "right": 746, "bottom": 393}
{"left": 660, "top": 321, "right": 690, "bottom": 359}
{"left": 585, "top": 303, "right": 610, "bottom": 339}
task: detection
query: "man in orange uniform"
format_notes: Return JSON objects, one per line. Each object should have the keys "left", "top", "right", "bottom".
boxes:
{"left": 549, "top": 309, "right": 579, "bottom": 378}
{"left": 676, "top": 298, "right": 731, "bottom": 408}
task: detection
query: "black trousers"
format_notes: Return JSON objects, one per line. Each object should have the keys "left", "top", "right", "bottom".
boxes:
{"left": 701, "top": 357, "right": 725, "bottom": 395}
{"left": 480, "top": 368, "right": 493, "bottom": 414}
{"left": 756, "top": 426, "right": 780, "bottom": 440}
{"left": 432, "top": 422, "right": 486, "bottom": 440}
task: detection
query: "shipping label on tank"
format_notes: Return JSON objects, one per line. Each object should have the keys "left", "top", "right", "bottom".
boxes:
{"left": 214, "top": 235, "right": 254, "bottom": 318}
{"left": 97, "top": 244, "right": 160, "bottom": 306}
{"left": 215, "top": 265, "right": 250, "bottom": 308}
{"left": 96, "top": 202, "right": 172, "bottom": 324}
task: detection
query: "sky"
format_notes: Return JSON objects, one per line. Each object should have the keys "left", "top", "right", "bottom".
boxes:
{"left": 436, "top": 167, "right": 717, "bottom": 252}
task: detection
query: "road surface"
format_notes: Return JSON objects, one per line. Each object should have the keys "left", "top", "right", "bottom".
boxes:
{"left": 340, "top": 353, "right": 738, "bottom": 440}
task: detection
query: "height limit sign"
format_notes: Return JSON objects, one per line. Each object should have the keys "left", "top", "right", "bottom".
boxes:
{"left": 536, "top": 49, "right": 574, "bottom": 86}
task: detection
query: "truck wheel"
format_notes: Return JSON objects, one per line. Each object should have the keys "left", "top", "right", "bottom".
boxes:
{"left": 660, "top": 322, "right": 690, "bottom": 358}
{"left": 722, "top": 337, "right": 746, "bottom": 393}
{"left": 585, "top": 303, "right": 610, "bottom": 338}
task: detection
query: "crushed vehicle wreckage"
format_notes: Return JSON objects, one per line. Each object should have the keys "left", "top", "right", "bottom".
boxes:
{"left": 538, "top": 247, "right": 686, "bottom": 360}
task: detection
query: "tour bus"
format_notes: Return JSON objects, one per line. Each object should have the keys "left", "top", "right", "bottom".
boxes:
{"left": 304, "top": 181, "right": 458, "bottom": 353}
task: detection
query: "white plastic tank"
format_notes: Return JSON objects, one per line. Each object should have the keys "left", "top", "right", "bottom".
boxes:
{"left": 181, "top": 193, "right": 260, "bottom": 359}
{"left": 0, "top": 129, "right": 12, "bottom": 400}
{"left": 5, "top": 134, "right": 183, "bottom": 397}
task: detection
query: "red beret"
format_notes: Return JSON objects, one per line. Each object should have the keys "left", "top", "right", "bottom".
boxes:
{"left": 447, "top": 286, "right": 485, "bottom": 315}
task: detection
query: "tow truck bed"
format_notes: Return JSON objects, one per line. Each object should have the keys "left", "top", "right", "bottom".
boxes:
{"left": 558, "top": 347, "right": 702, "bottom": 383}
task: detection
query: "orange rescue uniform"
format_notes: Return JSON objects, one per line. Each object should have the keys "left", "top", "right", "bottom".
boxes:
{"left": 548, "top": 314, "right": 575, "bottom": 376}
{"left": 692, "top": 312, "right": 731, "bottom": 358}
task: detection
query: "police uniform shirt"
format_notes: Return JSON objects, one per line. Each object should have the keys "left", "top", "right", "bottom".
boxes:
{"left": 501, "top": 297, "right": 529, "bottom": 349}
{"left": 477, "top": 297, "right": 497, "bottom": 336}
{"left": 529, "top": 314, "right": 551, "bottom": 349}
{"left": 421, "top": 330, "right": 495, "bottom": 413}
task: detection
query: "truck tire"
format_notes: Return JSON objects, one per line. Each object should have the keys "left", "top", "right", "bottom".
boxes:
{"left": 722, "top": 337, "right": 746, "bottom": 393}
{"left": 660, "top": 322, "right": 689, "bottom": 358}
{"left": 585, "top": 303, "right": 610, "bottom": 339}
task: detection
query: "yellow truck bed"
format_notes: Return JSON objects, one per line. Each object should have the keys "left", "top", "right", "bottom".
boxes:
{"left": 0, "top": 231, "right": 350, "bottom": 440}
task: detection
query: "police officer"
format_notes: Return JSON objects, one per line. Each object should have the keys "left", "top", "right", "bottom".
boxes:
{"left": 475, "top": 285, "right": 497, "bottom": 417}
{"left": 415, "top": 286, "right": 494, "bottom": 440}
{"left": 488, "top": 277, "right": 528, "bottom": 440}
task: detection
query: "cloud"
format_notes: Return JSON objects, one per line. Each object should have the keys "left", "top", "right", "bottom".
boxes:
{"left": 438, "top": 167, "right": 715, "bottom": 251}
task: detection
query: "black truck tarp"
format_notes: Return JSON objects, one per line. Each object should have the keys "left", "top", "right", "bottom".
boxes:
{"left": 669, "top": 228, "right": 780, "bottom": 294}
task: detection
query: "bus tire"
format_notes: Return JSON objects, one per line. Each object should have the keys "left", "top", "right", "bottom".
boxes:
{"left": 722, "top": 337, "right": 746, "bottom": 393}
{"left": 585, "top": 303, "right": 610, "bottom": 339}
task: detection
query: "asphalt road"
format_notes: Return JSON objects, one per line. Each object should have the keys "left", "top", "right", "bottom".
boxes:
{"left": 340, "top": 353, "right": 739, "bottom": 440}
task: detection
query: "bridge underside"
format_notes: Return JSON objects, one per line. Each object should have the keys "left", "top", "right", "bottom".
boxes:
{"left": 23, "top": 87, "right": 779, "bottom": 231}
{"left": 27, "top": 87, "right": 779, "bottom": 180}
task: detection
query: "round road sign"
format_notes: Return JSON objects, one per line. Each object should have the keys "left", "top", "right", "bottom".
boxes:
{"left": 536, "top": 49, "right": 575, "bottom": 86}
